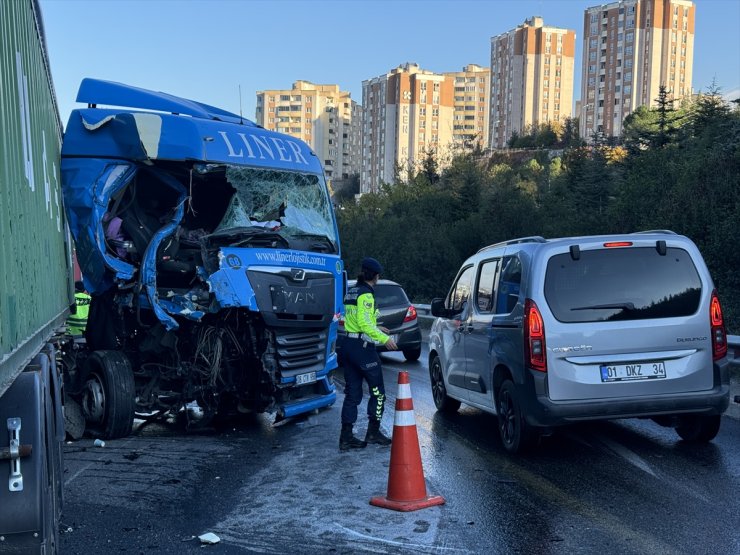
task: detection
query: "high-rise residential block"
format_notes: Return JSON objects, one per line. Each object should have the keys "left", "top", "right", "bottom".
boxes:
{"left": 361, "top": 63, "right": 455, "bottom": 194}
{"left": 489, "top": 16, "right": 576, "bottom": 148}
{"left": 580, "top": 0, "right": 695, "bottom": 140}
{"left": 443, "top": 64, "right": 491, "bottom": 150}
{"left": 255, "top": 81, "right": 362, "bottom": 181}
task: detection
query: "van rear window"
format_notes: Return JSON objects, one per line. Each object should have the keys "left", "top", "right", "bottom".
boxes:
{"left": 544, "top": 247, "right": 702, "bottom": 323}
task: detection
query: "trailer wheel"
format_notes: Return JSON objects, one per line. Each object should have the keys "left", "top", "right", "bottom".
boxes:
{"left": 81, "top": 351, "right": 135, "bottom": 439}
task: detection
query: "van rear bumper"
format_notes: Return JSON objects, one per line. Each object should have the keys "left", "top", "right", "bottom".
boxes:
{"left": 523, "top": 361, "right": 731, "bottom": 427}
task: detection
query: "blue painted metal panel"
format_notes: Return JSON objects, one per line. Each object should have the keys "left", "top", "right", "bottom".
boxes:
{"left": 76, "top": 78, "right": 243, "bottom": 122}
{"left": 62, "top": 79, "right": 323, "bottom": 174}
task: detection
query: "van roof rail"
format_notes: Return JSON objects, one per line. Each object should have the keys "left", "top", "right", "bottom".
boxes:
{"left": 477, "top": 236, "right": 547, "bottom": 253}
{"left": 631, "top": 230, "right": 677, "bottom": 235}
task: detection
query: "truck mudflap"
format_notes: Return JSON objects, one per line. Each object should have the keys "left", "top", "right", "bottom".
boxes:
{"left": 0, "top": 346, "right": 64, "bottom": 553}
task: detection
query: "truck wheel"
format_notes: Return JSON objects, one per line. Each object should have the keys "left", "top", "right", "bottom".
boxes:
{"left": 430, "top": 355, "right": 461, "bottom": 413}
{"left": 81, "top": 351, "right": 135, "bottom": 439}
{"left": 497, "top": 380, "right": 537, "bottom": 454}
{"left": 676, "top": 414, "right": 721, "bottom": 442}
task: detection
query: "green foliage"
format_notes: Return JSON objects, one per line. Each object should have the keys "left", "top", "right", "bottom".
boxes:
{"left": 337, "top": 91, "right": 740, "bottom": 332}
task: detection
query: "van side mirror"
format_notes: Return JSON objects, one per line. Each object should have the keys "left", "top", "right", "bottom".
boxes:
{"left": 430, "top": 298, "right": 447, "bottom": 317}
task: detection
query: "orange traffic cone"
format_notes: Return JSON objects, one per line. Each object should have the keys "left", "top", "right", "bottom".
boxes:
{"left": 370, "top": 371, "right": 445, "bottom": 512}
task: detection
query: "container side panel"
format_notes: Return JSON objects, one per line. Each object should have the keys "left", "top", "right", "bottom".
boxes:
{"left": 0, "top": 0, "right": 72, "bottom": 394}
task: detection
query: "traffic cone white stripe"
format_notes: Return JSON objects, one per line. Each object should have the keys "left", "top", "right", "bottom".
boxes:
{"left": 394, "top": 409, "right": 416, "bottom": 427}
{"left": 397, "top": 383, "right": 411, "bottom": 399}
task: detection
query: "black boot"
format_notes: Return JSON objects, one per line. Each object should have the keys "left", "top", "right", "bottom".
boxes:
{"left": 365, "top": 419, "right": 392, "bottom": 445}
{"left": 339, "top": 423, "right": 367, "bottom": 451}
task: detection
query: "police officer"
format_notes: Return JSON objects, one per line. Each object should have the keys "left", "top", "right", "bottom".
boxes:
{"left": 67, "top": 280, "right": 91, "bottom": 337}
{"left": 338, "top": 257, "right": 398, "bottom": 451}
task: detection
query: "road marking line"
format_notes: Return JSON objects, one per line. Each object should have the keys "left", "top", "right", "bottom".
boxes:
{"left": 64, "top": 438, "right": 135, "bottom": 487}
{"left": 593, "top": 433, "right": 656, "bottom": 477}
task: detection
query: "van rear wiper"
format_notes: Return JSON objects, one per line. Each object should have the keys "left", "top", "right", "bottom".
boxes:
{"left": 571, "top": 302, "right": 635, "bottom": 311}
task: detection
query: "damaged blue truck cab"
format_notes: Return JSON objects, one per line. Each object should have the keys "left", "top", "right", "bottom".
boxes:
{"left": 61, "top": 79, "right": 340, "bottom": 436}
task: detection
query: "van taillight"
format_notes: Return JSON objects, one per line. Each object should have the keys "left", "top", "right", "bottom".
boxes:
{"left": 524, "top": 299, "right": 546, "bottom": 372}
{"left": 404, "top": 305, "right": 418, "bottom": 323}
{"left": 710, "top": 290, "right": 727, "bottom": 361}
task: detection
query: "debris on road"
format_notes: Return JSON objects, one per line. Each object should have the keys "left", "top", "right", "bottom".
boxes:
{"left": 93, "top": 439, "right": 106, "bottom": 447}
{"left": 198, "top": 532, "right": 221, "bottom": 544}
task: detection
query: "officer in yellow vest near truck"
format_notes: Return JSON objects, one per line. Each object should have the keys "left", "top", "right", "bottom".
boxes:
{"left": 67, "top": 281, "right": 91, "bottom": 337}
{"left": 338, "top": 257, "right": 398, "bottom": 451}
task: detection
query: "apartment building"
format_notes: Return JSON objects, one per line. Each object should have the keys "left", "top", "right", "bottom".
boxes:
{"left": 580, "top": 0, "right": 695, "bottom": 140}
{"left": 361, "top": 63, "right": 455, "bottom": 194}
{"left": 255, "top": 81, "right": 362, "bottom": 181}
{"left": 443, "top": 64, "right": 491, "bottom": 150}
{"left": 489, "top": 17, "right": 576, "bottom": 149}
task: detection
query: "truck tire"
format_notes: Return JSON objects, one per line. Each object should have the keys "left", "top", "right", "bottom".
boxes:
{"left": 81, "top": 351, "right": 135, "bottom": 439}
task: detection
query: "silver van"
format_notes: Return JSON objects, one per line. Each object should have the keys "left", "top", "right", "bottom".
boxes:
{"left": 429, "top": 232, "right": 730, "bottom": 453}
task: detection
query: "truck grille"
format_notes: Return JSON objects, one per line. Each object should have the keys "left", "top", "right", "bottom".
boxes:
{"left": 274, "top": 329, "right": 327, "bottom": 377}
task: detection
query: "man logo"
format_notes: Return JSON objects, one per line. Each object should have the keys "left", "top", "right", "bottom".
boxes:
{"left": 290, "top": 268, "right": 306, "bottom": 282}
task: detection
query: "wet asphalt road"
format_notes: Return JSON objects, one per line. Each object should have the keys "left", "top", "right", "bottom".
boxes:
{"left": 58, "top": 343, "right": 740, "bottom": 554}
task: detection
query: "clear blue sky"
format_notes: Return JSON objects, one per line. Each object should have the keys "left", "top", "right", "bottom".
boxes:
{"left": 40, "top": 0, "right": 740, "bottom": 127}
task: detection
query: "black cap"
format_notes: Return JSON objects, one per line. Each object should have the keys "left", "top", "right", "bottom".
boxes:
{"left": 75, "top": 281, "right": 85, "bottom": 293}
{"left": 361, "top": 257, "right": 383, "bottom": 276}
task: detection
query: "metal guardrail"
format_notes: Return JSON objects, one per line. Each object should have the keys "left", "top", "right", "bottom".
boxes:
{"left": 728, "top": 335, "right": 740, "bottom": 366}
{"left": 415, "top": 303, "right": 433, "bottom": 322}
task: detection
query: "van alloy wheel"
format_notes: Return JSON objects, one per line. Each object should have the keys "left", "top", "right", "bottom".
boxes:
{"left": 430, "top": 356, "right": 460, "bottom": 413}
{"left": 497, "top": 380, "right": 537, "bottom": 453}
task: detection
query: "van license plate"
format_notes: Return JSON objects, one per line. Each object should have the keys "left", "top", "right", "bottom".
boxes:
{"left": 296, "top": 371, "right": 317, "bottom": 386}
{"left": 600, "top": 362, "right": 666, "bottom": 382}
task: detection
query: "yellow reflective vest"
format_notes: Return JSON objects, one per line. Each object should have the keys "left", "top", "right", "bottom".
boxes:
{"left": 343, "top": 283, "right": 388, "bottom": 344}
{"left": 67, "top": 292, "right": 91, "bottom": 336}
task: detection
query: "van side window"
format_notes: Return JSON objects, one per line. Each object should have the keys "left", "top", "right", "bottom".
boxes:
{"left": 448, "top": 265, "right": 475, "bottom": 315}
{"left": 476, "top": 259, "right": 501, "bottom": 313}
{"left": 495, "top": 255, "right": 522, "bottom": 314}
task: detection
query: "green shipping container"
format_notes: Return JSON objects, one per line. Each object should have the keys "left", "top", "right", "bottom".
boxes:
{"left": 0, "top": 0, "right": 73, "bottom": 396}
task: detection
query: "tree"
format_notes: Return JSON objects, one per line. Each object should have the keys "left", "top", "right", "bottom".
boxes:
{"left": 560, "top": 117, "right": 583, "bottom": 149}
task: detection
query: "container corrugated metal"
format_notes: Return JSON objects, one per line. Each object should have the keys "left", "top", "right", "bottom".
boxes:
{"left": 0, "top": 0, "right": 73, "bottom": 396}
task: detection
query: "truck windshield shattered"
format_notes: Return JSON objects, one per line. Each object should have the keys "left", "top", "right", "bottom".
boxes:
{"left": 60, "top": 79, "right": 342, "bottom": 439}
{"left": 210, "top": 166, "right": 337, "bottom": 252}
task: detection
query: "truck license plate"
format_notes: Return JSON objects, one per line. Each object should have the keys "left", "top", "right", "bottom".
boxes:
{"left": 600, "top": 361, "right": 666, "bottom": 382}
{"left": 295, "top": 371, "right": 317, "bottom": 386}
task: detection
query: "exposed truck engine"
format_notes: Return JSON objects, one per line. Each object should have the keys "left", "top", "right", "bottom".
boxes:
{"left": 60, "top": 79, "right": 342, "bottom": 438}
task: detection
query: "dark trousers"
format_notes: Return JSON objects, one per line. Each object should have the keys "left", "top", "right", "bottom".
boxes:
{"left": 339, "top": 336, "right": 386, "bottom": 425}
